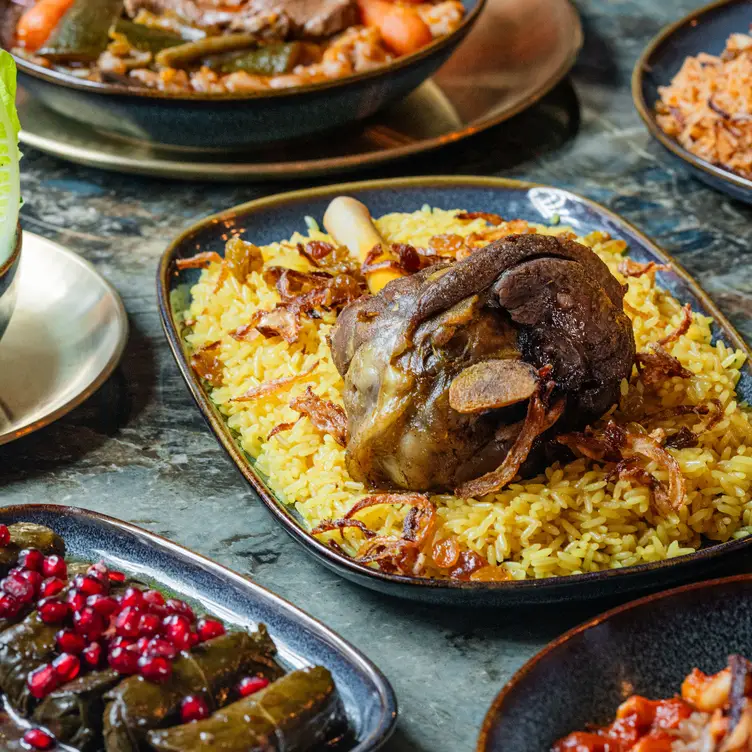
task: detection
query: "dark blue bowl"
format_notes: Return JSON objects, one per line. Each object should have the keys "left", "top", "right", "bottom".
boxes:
{"left": 11, "top": 0, "right": 484, "bottom": 151}
{"left": 158, "top": 176, "right": 752, "bottom": 606}
{"left": 477, "top": 575, "right": 752, "bottom": 751}
{"left": 0, "top": 225, "right": 22, "bottom": 343}
{"left": 0, "top": 504, "right": 397, "bottom": 751}
{"left": 632, "top": 0, "right": 752, "bottom": 203}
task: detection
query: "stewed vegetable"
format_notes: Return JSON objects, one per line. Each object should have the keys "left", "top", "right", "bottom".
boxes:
{"left": 10, "top": 0, "right": 465, "bottom": 93}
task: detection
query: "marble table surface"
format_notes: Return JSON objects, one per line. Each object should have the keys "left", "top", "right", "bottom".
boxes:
{"left": 3, "top": 1, "right": 752, "bottom": 749}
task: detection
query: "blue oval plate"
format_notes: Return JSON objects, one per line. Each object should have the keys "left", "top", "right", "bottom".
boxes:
{"left": 632, "top": 0, "right": 752, "bottom": 203}
{"left": 158, "top": 176, "right": 752, "bottom": 606}
{"left": 0, "top": 504, "right": 397, "bottom": 751}
{"left": 477, "top": 574, "right": 752, "bottom": 751}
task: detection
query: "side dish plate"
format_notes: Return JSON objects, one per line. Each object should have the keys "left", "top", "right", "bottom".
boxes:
{"left": 477, "top": 574, "right": 752, "bottom": 751}
{"left": 632, "top": 0, "right": 752, "bottom": 203}
{"left": 0, "top": 504, "right": 397, "bottom": 751}
{"left": 0, "top": 232, "right": 128, "bottom": 445}
{"left": 158, "top": 175, "right": 752, "bottom": 606}
{"left": 17, "top": 0, "right": 581, "bottom": 179}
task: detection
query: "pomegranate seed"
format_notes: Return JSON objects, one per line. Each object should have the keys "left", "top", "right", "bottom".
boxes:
{"left": 138, "top": 613, "right": 162, "bottom": 637}
{"left": 86, "top": 595, "right": 119, "bottom": 617}
{"left": 107, "top": 570, "right": 126, "bottom": 584}
{"left": 138, "top": 654, "right": 172, "bottom": 683}
{"left": 0, "top": 525, "right": 10, "bottom": 547}
{"left": 115, "top": 607, "right": 142, "bottom": 638}
{"left": 42, "top": 555, "right": 67, "bottom": 579}
{"left": 142, "top": 589, "right": 165, "bottom": 608}
{"left": 136, "top": 637, "right": 150, "bottom": 653}
{"left": 110, "top": 636, "right": 136, "bottom": 649}
{"left": 0, "top": 593, "right": 21, "bottom": 619}
{"left": 81, "top": 642, "right": 102, "bottom": 668}
{"left": 142, "top": 637, "right": 177, "bottom": 660}
{"left": 73, "top": 575, "right": 107, "bottom": 597}
{"left": 121, "top": 587, "right": 144, "bottom": 609}
{"left": 55, "top": 629, "right": 85, "bottom": 655}
{"left": 52, "top": 653, "right": 80, "bottom": 682}
{"left": 237, "top": 675, "right": 270, "bottom": 697}
{"left": 108, "top": 645, "right": 139, "bottom": 675}
{"left": 66, "top": 590, "right": 86, "bottom": 612}
{"left": 2, "top": 573, "right": 35, "bottom": 603}
{"left": 165, "top": 599, "right": 195, "bottom": 623}
{"left": 72, "top": 607, "right": 104, "bottom": 639}
{"left": 40, "top": 577, "right": 65, "bottom": 599}
{"left": 196, "top": 618, "right": 225, "bottom": 642}
{"left": 22, "top": 728, "right": 56, "bottom": 750}
{"left": 27, "top": 663, "right": 59, "bottom": 699}
{"left": 16, "top": 569, "right": 43, "bottom": 594}
{"left": 163, "top": 614, "right": 195, "bottom": 650}
{"left": 180, "top": 695, "right": 209, "bottom": 723}
{"left": 18, "top": 549, "right": 44, "bottom": 572}
{"left": 38, "top": 598, "right": 69, "bottom": 625}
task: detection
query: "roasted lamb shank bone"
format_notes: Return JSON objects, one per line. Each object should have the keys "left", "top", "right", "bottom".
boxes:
{"left": 330, "top": 232, "right": 635, "bottom": 495}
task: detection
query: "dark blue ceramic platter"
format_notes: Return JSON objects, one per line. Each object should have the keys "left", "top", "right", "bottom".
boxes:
{"left": 0, "top": 504, "right": 397, "bottom": 751}
{"left": 158, "top": 176, "right": 752, "bottom": 607}
{"left": 477, "top": 574, "right": 752, "bottom": 751}
{"left": 9, "top": 0, "right": 483, "bottom": 150}
{"left": 632, "top": 0, "right": 752, "bottom": 203}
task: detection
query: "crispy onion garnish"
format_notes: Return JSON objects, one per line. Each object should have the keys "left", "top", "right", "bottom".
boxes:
{"left": 636, "top": 344, "right": 693, "bottom": 387}
{"left": 644, "top": 399, "right": 724, "bottom": 449}
{"left": 175, "top": 251, "right": 223, "bottom": 270}
{"left": 312, "top": 493, "right": 436, "bottom": 576}
{"left": 455, "top": 374, "right": 566, "bottom": 499}
{"left": 231, "top": 307, "right": 301, "bottom": 344}
{"left": 232, "top": 360, "right": 319, "bottom": 403}
{"left": 658, "top": 304, "right": 693, "bottom": 346}
{"left": 618, "top": 259, "right": 671, "bottom": 278}
{"left": 289, "top": 387, "right": 349, "bottom": 446}
{"left": 456, "top": 211, "right": 503, "bottom": 226}
{"left": 190, "top": 341, "right": 223, "bottom": 387}
{"left": 561, "top": 420, "right": 687, "bottom": 513}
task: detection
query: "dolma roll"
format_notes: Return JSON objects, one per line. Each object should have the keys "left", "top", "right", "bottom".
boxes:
{"left": 103, "top": 627, "right": 283, "bottom": 751}
{"left": 33, "top": 669, "right": 123, "bottom": 751}
{"left": 0, "top": 523, "right": 65, "bottom": 576}
{"left": 146, "top": 666, "right": 348, "bottom": 752}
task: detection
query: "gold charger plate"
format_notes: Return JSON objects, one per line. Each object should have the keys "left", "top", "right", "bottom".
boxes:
{"left": 18, "top": 0, "right": 582, "bottom": 181}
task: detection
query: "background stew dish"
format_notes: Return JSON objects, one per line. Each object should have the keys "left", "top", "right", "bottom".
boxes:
{"left": 8, "top": 0, "right": 465, "bottom": 94}
{"left": 0, "top": 521, "right": 349, "bottom": 751}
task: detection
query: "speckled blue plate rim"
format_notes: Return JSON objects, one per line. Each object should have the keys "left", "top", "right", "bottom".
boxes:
{"left": 157, "top": 175, "right": 752, "bottom": 600}
{"left": 631, "top": 0, "right": 752, "bottom": 201}
{"left": 0, "top": 503, "right": 398, "bottom": 752}
{"left": 475, "top": 572, "right": 752, "bottom": 751}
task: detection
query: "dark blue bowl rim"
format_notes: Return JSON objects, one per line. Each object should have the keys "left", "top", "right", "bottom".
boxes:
{"left": 475, "top": 572, "right": 752, "bottom": 751}
{"left": 12, "top": 0, "right": 486, "bottom": 103}
{"left": 631, "top": 0, "right": 752, "bottom": 196}
{"left": 157, "top": 174, "right": 752, "bottom": 594}
{"left": 0, "top": 502, "right": 398, "bottom": 751}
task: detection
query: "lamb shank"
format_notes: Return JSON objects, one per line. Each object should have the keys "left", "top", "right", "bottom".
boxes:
{"left": 329, "top": 232, "right": 636, "bottom": 496}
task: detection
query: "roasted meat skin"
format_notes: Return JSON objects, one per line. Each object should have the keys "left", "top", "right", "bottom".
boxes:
{"left": 330, "top": 233, "right": 636, "bottom": 492}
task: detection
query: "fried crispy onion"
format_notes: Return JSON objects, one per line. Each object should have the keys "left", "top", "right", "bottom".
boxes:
{"left": 231, "top": 307, "right": 301, "bottom": 344}
{"left": 455, "top": 375, "right": 566, "bottom": 499}
{"left": 176, "top": 240, "right": 263, "bottom": 284}
{"left": 190, "top": 341, "right": 223, "bottom": 387}
{"left": 658, "top": 304, "right": 693, "bottom": 346}
{"left": 231, "top": 360, "right": 319, "bottom": 403}
{"left": 645, "top": 399, "right": 724, "bottom": 448}
{"left": 636, "top": 344, "right": 693, "bottom": 387}
{"left": 290, "top": 387, "right": 349, "bottom": 446}
{"left": 175, "top": 251, "right": 223, "bottom": 270}
{"left": 561, "top": 420, "right": 687, "bottom": 513}
{"left": 618, "top": 259, "right": 671, "bottom": 278}
{"left": 361, "top": 243, "right": 447, "bottom": 278}
{"left": 312, "top": 493, "right": 436, "bottom": 576}
{"left": 456, "top": 211, "right": 503, "bottom": 226}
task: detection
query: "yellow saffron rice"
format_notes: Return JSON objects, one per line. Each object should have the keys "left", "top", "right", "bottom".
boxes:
{"left": 182, "top": 208, "right": 752, "bottom": 580}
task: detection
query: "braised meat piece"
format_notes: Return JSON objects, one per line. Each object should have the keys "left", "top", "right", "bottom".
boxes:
{"left": 330, "top": 233, "right": 635, "bottom": 494}
{"left": 124, "top": 0, "right": 358, "bottom": 38}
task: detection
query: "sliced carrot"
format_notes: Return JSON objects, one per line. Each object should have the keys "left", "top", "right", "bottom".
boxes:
{"left": 358, "top": 0, "right": 433, "bottom": 56}
{"left": 16, "top": 0, "right": 76, "bottom": 52}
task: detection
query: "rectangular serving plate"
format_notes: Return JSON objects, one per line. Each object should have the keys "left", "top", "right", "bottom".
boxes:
{"left": 158, "top": 175, "right": 752, "bottom": 606}
{"left": 0, "top": 504, "right": 396, "bottom": 751}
